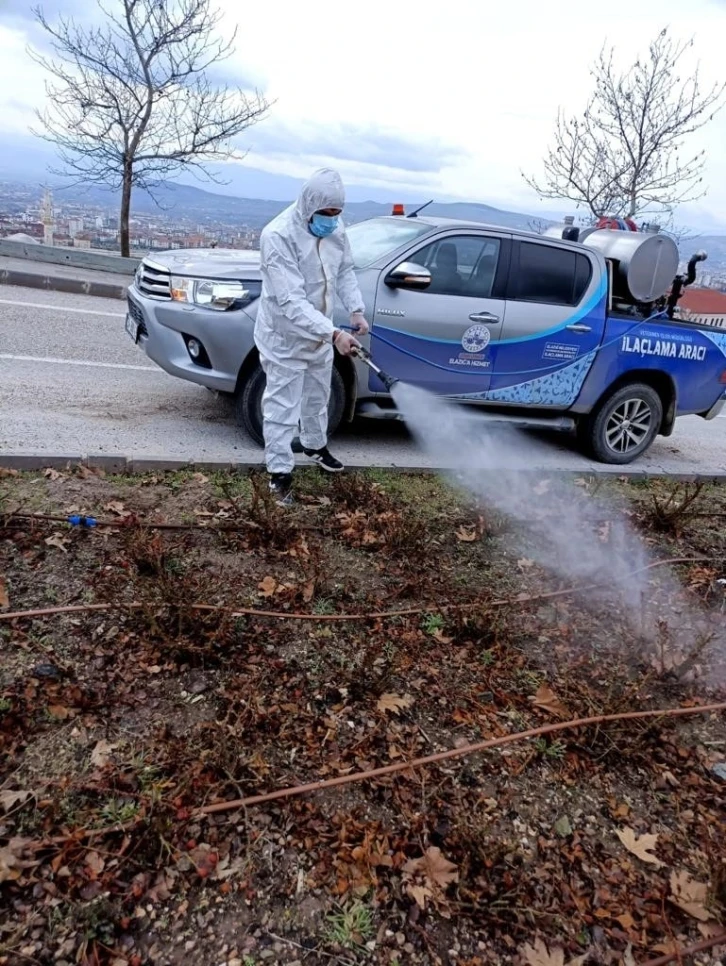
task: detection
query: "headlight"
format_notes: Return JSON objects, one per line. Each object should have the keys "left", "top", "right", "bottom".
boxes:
{"left": 170, "top": 277, "right": 261, "bottom": 311}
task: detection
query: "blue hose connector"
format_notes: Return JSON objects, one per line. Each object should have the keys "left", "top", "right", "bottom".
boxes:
{"left": 67, "top": 515, "right": 98, "bottom": 528}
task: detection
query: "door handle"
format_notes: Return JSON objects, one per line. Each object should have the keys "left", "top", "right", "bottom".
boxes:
{"left": 566, "top": 323, "right": 592, "bottom": 333}
{"left": 468, "top": 312, "right": 500, "bottom": 324}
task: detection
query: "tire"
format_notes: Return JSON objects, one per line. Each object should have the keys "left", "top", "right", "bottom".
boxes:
{"left": 236, "top": 362, "right": 347, "bottom": 447}
{"left": 582, "top": 382, "right": 663, "bottom": 464}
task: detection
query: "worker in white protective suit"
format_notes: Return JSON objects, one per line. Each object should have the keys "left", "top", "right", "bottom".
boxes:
{"left": 255, "top": 168, "right": 369, "bottom": 505}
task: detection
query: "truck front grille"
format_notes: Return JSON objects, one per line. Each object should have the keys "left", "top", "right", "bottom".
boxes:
{"left": 127, "top": 296, "right": 148, "bottom": 337}
{"left": 136, "top": 260, "right": 172, "bottom": 300}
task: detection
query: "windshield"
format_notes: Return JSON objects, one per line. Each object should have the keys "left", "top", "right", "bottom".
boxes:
{"left": 346, "top": 217, "right": 432, "bottom": 269}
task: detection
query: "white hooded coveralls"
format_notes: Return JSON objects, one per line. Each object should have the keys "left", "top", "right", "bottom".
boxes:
{"left": 254, "top": 168, "right": 365, "bottom": 475}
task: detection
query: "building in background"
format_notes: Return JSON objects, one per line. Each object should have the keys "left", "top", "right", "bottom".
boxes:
{"left": 40, "top": 187, "right": 54, "bottom": 246}
{"left": 678, "top": 288, "right": 726, "bottom": 329}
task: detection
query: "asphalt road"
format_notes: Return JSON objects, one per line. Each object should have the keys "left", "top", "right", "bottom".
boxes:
{"left": 1, "top": 283, "right": 726, "bottom": 474}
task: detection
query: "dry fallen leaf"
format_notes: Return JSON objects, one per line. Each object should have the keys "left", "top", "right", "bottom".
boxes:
{"left": 521, "top": 937, "right": 587, "bottom": 966}
{"left": 432, "top": 628, "right": 454, "bottom": 644}
{"left": 517, "top": 557, "right": 535, "bottom": 571}
{"left": 616, "top": 827, "right": 664, "bottom": 867}
{"left": 615, "top": 912, "right": 636, "bottom": 930}
{"left": 651, "top": 942, "right": 678, "bottom": 956}
{"left": 302, "top": 580, "right": 315, "bottom": 603}
{"left": 530, "top": 683, "right": 570, "bottom": 719}
{"left": 44, "top": 467, "right": 62, "bottom": 481}
{"left": 621, "top": 945, "right": 637, "bottom": 966}
{"left": 0, "top": 790, "right": 32, "bottom": 812}
{"left": 406, "top": 883, "right": 432, "bottom": 909}
{"left": 258, "top": 576, "right": 278, "bottom": 598}
{"left": 0, "top": 845, "right": 21, "bottom": 884}
{"left": 455, "top": 526, "right": 477, "bottom": 542}
{"left": 85, "top": 851, "right": 105, "bottom": 876}
{"left": 404, "top": 846, "right": 458, "bottom": 890}
{"left": 90, "top": 740, "right": 118, "bottom": 769}
{"left": 377, "top": 693, "right": 414, "bottom": 715}
{"left": 533, "top": 479, "right": 551, "bottom": 495}
{"left": 669, "top": 870, "right": 711, "bottom": 921}
{"left": 103, "top": 500, "right": 127, "bottom": 516}
{"left": 48, "top": 705, "right": 70, "bottom": 720}
{"left": 0, "top": 838, "right": 34, "bottom": 884}
{"left": 697, "top": 921, "right": 724, "bottom": 940}
{"left": 44, "top": 533, "right": 70, "bottom": 552}
{"left": 0, "top": 575, "right": 8, "bottom": 610}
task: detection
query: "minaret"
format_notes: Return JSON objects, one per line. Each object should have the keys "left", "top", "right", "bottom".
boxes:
{"left": 41, "top": 186, "right": 55, "bottom": 246}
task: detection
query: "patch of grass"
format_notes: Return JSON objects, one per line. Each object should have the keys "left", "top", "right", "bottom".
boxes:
{"left": 324, "top": 899, "right": 375, "bottom": 949}
{"left": 210, "top": 471, "right": 252, "bottom": 499}
{"left": 101, "top": 798, "right": 140, "bottom": 824}
{"left": 534, "top": 738, "right": 567, "bottom": 761}
{"left": 164, "top": 556, "right": 185, "bottom": 576}
{"left": 0, "top": 697, "right": 12, "bottom": 714}
{"left": 422, "top": 613, "right": 445, "bottom": 636}
{"left": 312, "top": 597, "right": 336, "bottom": 615}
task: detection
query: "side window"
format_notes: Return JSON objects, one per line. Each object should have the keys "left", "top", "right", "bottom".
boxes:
{"left": 513, "top": 243, "right": 592, "bottom": 306}
{"left": 411, "top": 236, "right": 502, "bottom": 298}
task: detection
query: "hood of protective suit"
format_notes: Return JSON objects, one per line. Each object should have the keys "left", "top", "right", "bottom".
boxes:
{"left": 294, "top": 168, "right": 346, "bottom": 224}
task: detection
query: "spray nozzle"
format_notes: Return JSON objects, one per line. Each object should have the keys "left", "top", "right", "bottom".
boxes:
{"left": 353, "top": 346, "right": 400, "bottom": 391}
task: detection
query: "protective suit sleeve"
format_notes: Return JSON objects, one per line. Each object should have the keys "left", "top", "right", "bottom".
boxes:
{"left": 260, "top": 231, "right": 335, "bottom": 341}
{"left": 336, "top": 234, "right": 366, "bottom": 316}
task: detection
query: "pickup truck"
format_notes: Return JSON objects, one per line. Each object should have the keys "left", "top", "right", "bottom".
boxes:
{"left": 125, "top": 212, "right": 726, "bottom": 464}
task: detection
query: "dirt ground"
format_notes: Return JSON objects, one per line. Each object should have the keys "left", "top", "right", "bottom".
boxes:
{"left": 0, "top": 466, "right": 724, "bottom": 966}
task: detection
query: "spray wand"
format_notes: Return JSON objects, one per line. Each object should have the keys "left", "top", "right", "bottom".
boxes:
{"left": 353, "top": 345, "right": 400, "bottom": 391}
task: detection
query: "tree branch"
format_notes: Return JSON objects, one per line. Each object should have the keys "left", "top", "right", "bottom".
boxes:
{"left": 30, "top": 0, "right": 271, "bottom": 256}
{"left": 524, "top": 27, "right": 725, "bottom": 220}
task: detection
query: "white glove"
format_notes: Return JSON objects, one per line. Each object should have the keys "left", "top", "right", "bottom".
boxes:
{"left": 333, "top": 329, "right": 361, "bottom": 357}
{"left": 350, "top": 312, "right": 370, "bottom": 336}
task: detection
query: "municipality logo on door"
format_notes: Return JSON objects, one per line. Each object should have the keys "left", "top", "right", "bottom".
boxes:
{"left": 461, "top": 325, "right": 491, "bottom": 354}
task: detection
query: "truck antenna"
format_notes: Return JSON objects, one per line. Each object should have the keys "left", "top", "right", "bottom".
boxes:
{"left": 407, "top": 200, "right": 434, "bottom": 218}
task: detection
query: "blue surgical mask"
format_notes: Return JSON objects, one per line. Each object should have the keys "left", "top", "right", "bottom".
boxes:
{"left": 309, "top": 213, "right": 339, "bottom": 238}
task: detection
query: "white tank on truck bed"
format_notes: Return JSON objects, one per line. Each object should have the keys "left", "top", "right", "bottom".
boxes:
{"left": 582, "top": 229, "right": 679, "bottom": 303}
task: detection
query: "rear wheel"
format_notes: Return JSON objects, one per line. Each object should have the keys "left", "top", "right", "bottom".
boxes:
{"left": 236, "top": 362, "right": 347, "bottom": 447}
{"left": 581, "top": 383, "right": 663, "bottom": 464}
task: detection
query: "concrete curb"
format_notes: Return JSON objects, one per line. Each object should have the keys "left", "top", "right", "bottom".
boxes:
{"left": 0, "top": 268, "right": 127, "bottom": 300}
{"left": 1, "top": 451, "right": 726, "bottom": 481}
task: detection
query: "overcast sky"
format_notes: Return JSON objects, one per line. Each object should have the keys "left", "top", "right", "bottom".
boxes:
{"left": 1, "top": 0, "right": 725, "bottom": 227}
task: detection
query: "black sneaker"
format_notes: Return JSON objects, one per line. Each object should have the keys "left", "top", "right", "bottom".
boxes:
{"left": 268, "top": 472, "right": 293, "bottom": 506}
{"left": 302, "top": 446, "right": 344, "bottom": 473}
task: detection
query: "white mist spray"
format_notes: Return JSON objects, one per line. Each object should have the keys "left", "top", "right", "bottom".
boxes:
{"left": 391, "top": 383, "right": 650, "bottom": 603}
{"left": 390, "top": 381, "right": 725, "bottom": 680}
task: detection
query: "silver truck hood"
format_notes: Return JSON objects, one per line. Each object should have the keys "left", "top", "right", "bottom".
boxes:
{"left": 144, "top": 248, "right": 262, "bottom": 279}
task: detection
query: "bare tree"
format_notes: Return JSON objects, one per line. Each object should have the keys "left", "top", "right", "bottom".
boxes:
{"left": 31, "top": 0, "right": 270, "bottom": 256}
{"left": 527, "top": 217, "right": 550, "bottom": 235}
{"left": 525, "top": 29, "right": 724, "bottom": 222}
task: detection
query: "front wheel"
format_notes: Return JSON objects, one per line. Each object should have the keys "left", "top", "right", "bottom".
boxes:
{"left": 580, "top": 383, "right": 663, "bottom": 464}
{"left": 236, "top": 362, "right": 347, "bottom": 447}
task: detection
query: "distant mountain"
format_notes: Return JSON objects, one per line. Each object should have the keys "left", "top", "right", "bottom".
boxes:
{"left": 15, "top": 178, "right": 548, "bottom": 232}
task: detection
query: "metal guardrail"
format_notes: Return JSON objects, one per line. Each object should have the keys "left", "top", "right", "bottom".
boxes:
{"left": 0, "top": 238, "right": 140, "bottom": 276}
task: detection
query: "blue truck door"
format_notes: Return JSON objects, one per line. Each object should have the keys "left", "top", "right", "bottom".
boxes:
{"left": 370, "top": 232, "right": 511, "bottom": 395}
{"left": 486, "top": 240, "right": 608, "bottom": 407}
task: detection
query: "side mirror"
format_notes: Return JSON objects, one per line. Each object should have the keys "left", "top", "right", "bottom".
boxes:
{"left": 384, "top": 261, "right": 432, "bottom": 290}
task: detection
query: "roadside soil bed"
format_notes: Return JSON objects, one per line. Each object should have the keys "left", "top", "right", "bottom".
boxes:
{"left": 1, "top": 467, "right": 724, "bottom": 966}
